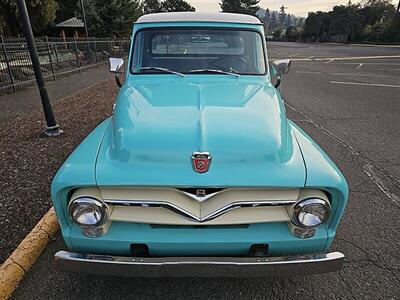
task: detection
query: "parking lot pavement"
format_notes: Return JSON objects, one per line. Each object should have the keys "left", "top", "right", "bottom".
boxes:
{"left": 11, "top": 43, "right": 400, "bottom": 299}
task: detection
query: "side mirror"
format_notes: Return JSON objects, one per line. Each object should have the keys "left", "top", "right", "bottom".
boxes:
{"left": 109, "top": 58, "right": 124, "bottom": 87}
{"left": 109, "top": 57, "right": 124, "bottom": 73}
{"left": 271, "top": 59, "right": 291, "bottom": 88}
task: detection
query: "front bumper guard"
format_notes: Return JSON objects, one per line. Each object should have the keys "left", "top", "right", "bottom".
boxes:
{"left": 55, "top": 251, "right": 345, "bottom": 277}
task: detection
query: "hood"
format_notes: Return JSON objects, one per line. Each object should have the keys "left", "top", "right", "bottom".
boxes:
{"left": 96, "top": 76, "right": 306, "bottom": 187}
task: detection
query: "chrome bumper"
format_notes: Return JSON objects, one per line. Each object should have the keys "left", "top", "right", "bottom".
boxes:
{"left": 55, "top": 251, "right": 345, "bottom": 277}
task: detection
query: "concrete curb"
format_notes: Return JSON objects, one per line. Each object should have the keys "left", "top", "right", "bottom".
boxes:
{"left": 0, "top": 207, "right": 59, "bottom": 299}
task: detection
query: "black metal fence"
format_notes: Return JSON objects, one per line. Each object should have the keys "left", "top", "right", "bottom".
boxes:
{"left": 0, "top": 36, "right": 130, "bottom": 94}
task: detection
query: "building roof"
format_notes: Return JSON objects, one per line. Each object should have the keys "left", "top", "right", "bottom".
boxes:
{"left": 55, "top": 17, "right": 84, "bottom": 28}
{"left": 136, "top": 12, "right": 262, "bottom": 25}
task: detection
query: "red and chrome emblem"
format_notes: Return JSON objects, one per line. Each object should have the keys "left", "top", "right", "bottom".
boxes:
{"left": 191, "top": 152, "right": 212, "bottom": 173}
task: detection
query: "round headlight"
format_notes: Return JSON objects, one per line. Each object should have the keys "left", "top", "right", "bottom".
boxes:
{"left": 69, "top": 197, "right": 108, "bottom": 227}
{"left": 292, "top": 198, "right": 331, "bottom": 228}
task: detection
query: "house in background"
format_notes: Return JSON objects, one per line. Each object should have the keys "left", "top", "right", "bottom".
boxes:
{"left": 54, "top": 17, "right": 85, "bottom": 40}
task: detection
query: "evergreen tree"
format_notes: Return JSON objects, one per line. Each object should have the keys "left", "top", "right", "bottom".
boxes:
{"left": 220, "top": 0, "right": 242, "bottom": 13}
{"left": 278, "top": 5, "right": 287, "bottom": 26}
{"left": 220, "top": 0, "right": 260, "bottom": 15}
{"left": 82, "top": 0, "right": 143, "bottom": 37}
{"left": 269, "top": 11, "right": 279, "bottom": 30}
{"left": 143, "top": 0, "right": 162, "bottom": 14}
{"left": 56, "top": 0, "right": 80, "bottom": 23}
{"left": 161, "top": 0, "right": 195, "bottom": 12}
{"left": 241, "top": 0, "right": 260, "bottom": 15}
{"left": 285, "top": 14, "right": 292, "bottom": 28}
{"left": 0, "top": 0, "right": 58, "bottom": 35}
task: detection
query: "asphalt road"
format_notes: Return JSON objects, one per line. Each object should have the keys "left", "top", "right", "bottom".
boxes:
{"left": 12, "top": 42, "right": 400, "bottom": 299}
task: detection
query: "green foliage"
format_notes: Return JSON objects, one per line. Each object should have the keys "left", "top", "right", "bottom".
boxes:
{"left": 161, "top": 0, "right": 195, "bottom": 12}
{"left": 303, "top": 0, "right": 400, "bottom": 43}
{"left": 143, "top": 0, "right": 162, "bottom": 14}
{"left": 0, "top": 0, "right": 58, "bottom": 35}
{"left": 55, "top": 0, "right": 80, "bottom": 23}
{"left": 220, "top": 0, "right": 260, "bottom": 16}
{"left": 79, "top": 0, "right": 143, "bottom": 37}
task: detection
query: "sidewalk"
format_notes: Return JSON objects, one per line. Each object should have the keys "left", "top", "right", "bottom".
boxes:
{"left": 0, "top": 64, "right": 112, "bottom": 124}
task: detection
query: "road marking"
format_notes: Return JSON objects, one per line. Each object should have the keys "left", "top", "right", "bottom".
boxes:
{"left": 291, "top": 55, "right": 400, "bottom": 62}
{"left": 276, "top": 52, "right": 286, "bottom": 55}
{"left": 325, "top": 58, "right": 335, "bottom": 64}
{"left": 296, "top": 71, "right": 322, "bottom": 74}
{"left": 286, "top": 103, "right": 400, "bottom": 206}
{"left": 289, "top": 54, "right": 299, "bottom": 57}
{"left": 331, "top": 73, "right": 390, "bottom": 78}
{"left": 356, "top": 63, "right": 364, "bottom": 69}
{"left": 330, "top": 81, "right": 400, "bottom": 88}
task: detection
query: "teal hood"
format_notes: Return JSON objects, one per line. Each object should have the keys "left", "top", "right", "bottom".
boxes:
{"left": 95, "top": 76, "right": 306, "bottom": 187}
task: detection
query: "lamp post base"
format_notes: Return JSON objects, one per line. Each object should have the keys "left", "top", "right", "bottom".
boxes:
{"left": 44, "top": 124, "right": 63, "bottom": 137}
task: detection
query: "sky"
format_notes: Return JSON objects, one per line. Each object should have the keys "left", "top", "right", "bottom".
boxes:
{"left": 189, "top": 0, "right": 374, "bottom": 17}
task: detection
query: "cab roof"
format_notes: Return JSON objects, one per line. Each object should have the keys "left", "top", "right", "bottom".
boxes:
{"left": 136, "top": 12, "right": 262, "bottom": 25}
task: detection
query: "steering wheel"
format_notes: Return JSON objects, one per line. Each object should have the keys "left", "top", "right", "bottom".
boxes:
{"left": 209, "top": 56, "right": 248, "bottom": 73}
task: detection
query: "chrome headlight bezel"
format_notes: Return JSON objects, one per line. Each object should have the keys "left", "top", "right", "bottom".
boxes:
{"left": 68, "top": 197, "right": 109, "bottom": 227}
{"left": 292, "top": 198, "right": 331, "bottom": 228}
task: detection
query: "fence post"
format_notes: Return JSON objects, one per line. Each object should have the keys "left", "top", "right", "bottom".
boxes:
{"left": 74, "top": 37, "right": 81, "bottom": 72}
{"left": 108, "top": 38, "right": 112, "bottom": 57}
{"left": 93, "top": 38, "right": 98, "bottom": 67}
{"left": 45, "top": 36, "right": 56, "bottom": 81}
{"left": 1, "top": 35, "right": 16, "bottom": 92}
{"left": 54, "top": 44, "right": 59, "bottom": 63}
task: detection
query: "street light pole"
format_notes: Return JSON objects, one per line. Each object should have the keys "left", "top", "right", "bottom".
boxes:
{"left": 16, "top": 0, "right": 62, "bottom": 136}
{"left": 80, "top": 0, "right": 90, "bottom": 50}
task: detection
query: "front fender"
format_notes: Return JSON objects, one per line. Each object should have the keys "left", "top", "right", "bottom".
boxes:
{"left": 51, "top": 117, "right": 112, "bottom": 241}
{"left": 289, "top": 120, "right": 349, "bottom": 248}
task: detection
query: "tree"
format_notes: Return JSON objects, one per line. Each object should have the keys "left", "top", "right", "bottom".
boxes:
{"left": 285, "top": 13, "right": 292, "bottom": 28}
{"left": 161, "top": 0, "right": 195, "bottom": 12}
{"left": 143, "top": 0, "right": 162, "bottom": 14}
{"left": 241, "top": 0, "right": 260, "bottom": 15}
{"left": 220, "top": 0, "right": 260, "bottom": 15}
{"left": 55, "top": 0, "right": 79, "bottom": 23}
{"left": 278, "top": 5, "right": 287, "bottom": 26}
{"left": 0, "top": 0, "right": 58, "bottom": 35}
{"left": 269, "top": 11, "right": 279, "bottom": 30}
{"left": 81, "top": 0, "right": 143, "bottom": 37}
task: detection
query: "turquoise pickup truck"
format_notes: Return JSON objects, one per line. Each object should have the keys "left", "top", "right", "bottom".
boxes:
{"left": 51, "top": 12, "right": 348, "bottom": 277}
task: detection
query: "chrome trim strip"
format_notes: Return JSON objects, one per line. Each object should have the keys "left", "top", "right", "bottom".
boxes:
{"left": 55, "top": 251, "right": 345, "bottom": 277}
{"left": 104, "top": 199, "right": 296, "bottom": 223}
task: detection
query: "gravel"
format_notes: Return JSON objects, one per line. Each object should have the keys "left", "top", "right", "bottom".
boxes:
{"left": 0, "top": 78, "right": 117, "bottom": 263}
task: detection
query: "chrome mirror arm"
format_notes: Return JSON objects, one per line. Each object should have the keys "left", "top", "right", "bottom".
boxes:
{"left": 114, "top": 73, "right": 122, "bottom": 88}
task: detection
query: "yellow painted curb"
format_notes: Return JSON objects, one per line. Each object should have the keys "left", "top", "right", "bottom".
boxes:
{"left": 0, "top": 207, "right": 59, "bottom": 299}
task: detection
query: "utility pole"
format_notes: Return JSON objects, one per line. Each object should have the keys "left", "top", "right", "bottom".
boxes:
{"left": 16, "top": 0, "right": 62, "bottom": 136}
{"left": 80, "top": 0, "right": 90, "bottom": 51}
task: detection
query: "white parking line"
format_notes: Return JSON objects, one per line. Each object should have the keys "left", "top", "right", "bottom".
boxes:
{"left": 289, "top": 54, "right": 299, "bottom": 57}
{"left": 296, "top": 71, "right": 322, "bottom": 74}
{"left": 325, "top": 58, "right": 335, "bottom": 64}
{"left": 330, "top": 81, "right": 400, "bottom": 88}
{"left": 356, "top": 63, "right": 364, "bottom": 69}
{"left": 331, "top": 73, "right": 390, "bottom": 77}
{"left": 292, "top": 55, "right": 400, "bottom": 62}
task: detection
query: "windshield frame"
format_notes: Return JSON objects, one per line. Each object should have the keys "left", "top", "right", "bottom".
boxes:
{"left": 129, "top": 26, "right": 268, "bottom": 76}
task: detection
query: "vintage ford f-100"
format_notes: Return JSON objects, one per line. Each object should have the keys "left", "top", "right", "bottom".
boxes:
{"left": 52, "top": 12, "right": 348, "bottom": 277}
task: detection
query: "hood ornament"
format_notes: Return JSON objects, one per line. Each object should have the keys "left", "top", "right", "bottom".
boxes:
{"left": 191, "top": 152, "right": 212, "bottom": 173}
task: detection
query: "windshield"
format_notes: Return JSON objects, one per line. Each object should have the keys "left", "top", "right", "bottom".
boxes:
{"left": 131, "top": 28, "right": 267, "bottom": 75}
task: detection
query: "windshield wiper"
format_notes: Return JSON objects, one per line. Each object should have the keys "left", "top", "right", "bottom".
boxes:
{"left": 189, "top": 69, "right": 240, "bottom": 78}
{"left": 134, "top": 67, "right": 185, "bottom": 77}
